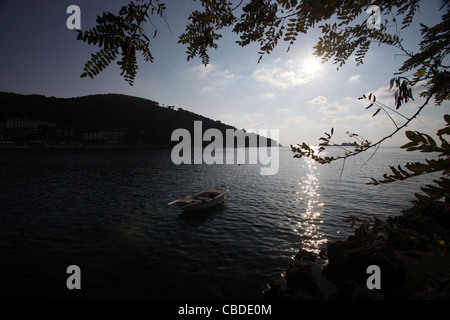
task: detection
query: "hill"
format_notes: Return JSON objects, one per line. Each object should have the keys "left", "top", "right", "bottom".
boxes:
{"left": 0, "top": 92, "right": 278, "bottom": 148}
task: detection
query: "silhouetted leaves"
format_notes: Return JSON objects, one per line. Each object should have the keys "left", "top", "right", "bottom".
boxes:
{"left": 342, "top": 215, "right": 389, "bottom": 240}
{"left": 78, "top": 0, "right": 449, "bottom": 105}
{"left": 290, "top": 128, "right": 371, "bottom": 164}
{"left": 369, "top": 114, "right": 450, "bottom": 212}
{"left": 372, "top": 108, "right": 381, "bottom": 117}
{"left": 389, "top": 77, "right": 414, "bottom": 109}
{"left": 77, "top": 0, "right": 167, "bottom": 85}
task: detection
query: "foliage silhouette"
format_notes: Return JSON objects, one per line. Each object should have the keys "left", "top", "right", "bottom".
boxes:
{"left": 77, "top": 0, "right": 168, "bottom": 85}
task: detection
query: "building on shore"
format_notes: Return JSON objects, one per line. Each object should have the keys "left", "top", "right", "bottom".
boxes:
{"left": 80, "top": 131, "right": 126, "bottom": 143}
{"left": 6, "top": 118, "right": 56, "bottom": 129}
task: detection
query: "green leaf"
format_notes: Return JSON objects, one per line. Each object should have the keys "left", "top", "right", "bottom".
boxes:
{"left": 414, "top": 67, "right": 426, "bottom": 77}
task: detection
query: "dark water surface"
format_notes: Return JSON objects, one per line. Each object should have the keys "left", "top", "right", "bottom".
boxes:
{"left": 0, "top": 147, "right": 440, "bottom": 299}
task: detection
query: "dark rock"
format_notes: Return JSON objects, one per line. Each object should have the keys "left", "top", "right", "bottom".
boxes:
{"left": 264, "top": 276, "right": 288, "bottom": 300}
{"left": 421, "top": 201, "right": 450, "bottom": 231}
{"left": 392, "top": 201, "right": 450, "bottom": 248}
{"left": 285, "top": 260, "right": 323, "bottom": 298}
{"left": 264, "top": 260, "right": 323, "bottom": 300}
{"left": 403, "top": 250, "right": 423, "bottom": 258}
{"left": 267, "top": 200, "right": 450, "bottom": 300}
{"left": 294, "top": 249, "right": 318, "bottom": 262}
{"left": 332, "top": 281, "right": 385, "bottom": 300}
{"left": 322, "top": 238, "right": 405, "bottom": 299}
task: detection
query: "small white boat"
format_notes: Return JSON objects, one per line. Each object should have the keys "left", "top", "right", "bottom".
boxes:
{"left": 168, "top": 186, "right": 229, "bottom": 212}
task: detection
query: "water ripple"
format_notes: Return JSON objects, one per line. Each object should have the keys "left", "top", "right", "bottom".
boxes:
{"left": 0, "top": 147, "right": 439, "bottom": 298}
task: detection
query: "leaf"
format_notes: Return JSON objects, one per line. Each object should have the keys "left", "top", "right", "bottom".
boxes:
{"left": 401, "top": 141, "right": 417, "bottom": 149}
{"left": 405, "top": 131, "right": 416, "bottom": 141}
{"left": 416, "top": 132, "right": 427, "bottom": 144}
{"left": 438, "top": 127, "right": 450, "bottom": 136}
{"left": 444, "top": 114, "right": 450, "bottom": 125}
{"left": 372, "top": 108, "right": 381, "bottom": 117}
{"left": 414, "top": 67, "right": 426, "bottom": 77}
{"left": 424, "top": 134, "right": 437, "bottom": 147}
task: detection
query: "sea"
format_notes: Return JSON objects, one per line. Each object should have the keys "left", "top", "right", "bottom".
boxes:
{"left": 0, "top": 146, "right": 442, "bottom": 299}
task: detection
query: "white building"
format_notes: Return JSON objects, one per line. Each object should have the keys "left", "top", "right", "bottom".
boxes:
{"left": 6, "top": 118, "right": 56, "bottom": 129}
{"left": 80, "top": 131, "right": 126, "bottom": 141}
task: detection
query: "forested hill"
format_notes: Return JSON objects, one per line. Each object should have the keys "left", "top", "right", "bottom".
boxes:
{"left": 0, "top": 92, "right": 278, "bottom": 147}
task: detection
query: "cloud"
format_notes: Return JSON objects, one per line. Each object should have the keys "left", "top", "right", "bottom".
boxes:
{"left": 199, "top": 86, "right": 213, "bottom": 92}
{"left": 319, "top": 103, "right": 349, "bottom": 114}
{"left": 308, "top": 95, "right": 327, "bottom": 104}
{"left": 189, "top": 64, "right": 213, "bottom": 79}
{"left": 348, "top": 74, "right": 361, "bottom": 83}
{"left": 188, "top": 63, "right": 242, "bottom": 89}
{"left": 257, "top": 92, "right": 276, "bottom": 100}
{"left": 251, "top": 60, "right": 312, "bottom": 89}
{"left": 283, "top": 115, "right": 309, "bottom": 126}
{"left": 276, "top": 108, "right": 290, "bottom": 113}
{"left": 216, "top": 112, "right": 267, "bottom": 131}
{"left": 411, "top": 80, "right": 429, "bottom": 96}
{"left": 371, "top": 85, "right": 393, "bottom": 102}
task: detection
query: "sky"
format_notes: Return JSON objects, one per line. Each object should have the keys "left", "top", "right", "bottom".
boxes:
{"left": 0, "top": 0, "right": 448, "bottom": 147}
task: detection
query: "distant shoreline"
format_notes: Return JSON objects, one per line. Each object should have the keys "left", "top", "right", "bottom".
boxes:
{"left": 0, "top": 144, "right": 170, "bottom": 150}
{"left": 0, "top": 144, "right": 286, "bottom": 150}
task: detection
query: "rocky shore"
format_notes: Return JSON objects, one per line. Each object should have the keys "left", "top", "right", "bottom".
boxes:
{"left": 264, "top": 201, "right": 450, "bottom": 300}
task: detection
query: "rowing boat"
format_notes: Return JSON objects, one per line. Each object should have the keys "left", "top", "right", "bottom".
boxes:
{"left": 168, "top": 186, "right": 229, "bottom": 212}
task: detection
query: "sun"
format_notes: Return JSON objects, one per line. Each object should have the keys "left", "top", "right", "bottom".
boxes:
{"left": 301, "top": 56, "right": 323, "bottom": 78}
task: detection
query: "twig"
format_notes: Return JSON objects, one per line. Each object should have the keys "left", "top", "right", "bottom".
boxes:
{"left": 361, "top": 143, "right": 381, "bottom": 168}
{"left": 340, "top": 157, "right": 346, "bottom": 181}
{"left": 378, "top": 104, "right": 400, "bottom": 129}
{"left": 326, "top": 93, "right": 434, "bottom": 163}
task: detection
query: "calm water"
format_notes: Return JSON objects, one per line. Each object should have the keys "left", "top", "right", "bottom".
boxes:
{"left": 0, "top": 146, "right": 441, "bottom": 299}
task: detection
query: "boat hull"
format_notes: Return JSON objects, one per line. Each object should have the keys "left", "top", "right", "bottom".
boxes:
{"left": 176, "top": 186, "right": 229, "bottom": 212}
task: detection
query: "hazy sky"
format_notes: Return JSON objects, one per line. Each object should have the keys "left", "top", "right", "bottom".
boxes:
{"left": 0, "top": 0, "right": 448, "bottom": 146}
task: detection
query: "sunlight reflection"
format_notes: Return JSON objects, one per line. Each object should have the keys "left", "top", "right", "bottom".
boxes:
{"left": 295, "top": 158, "right": 326, "bottom": 254}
